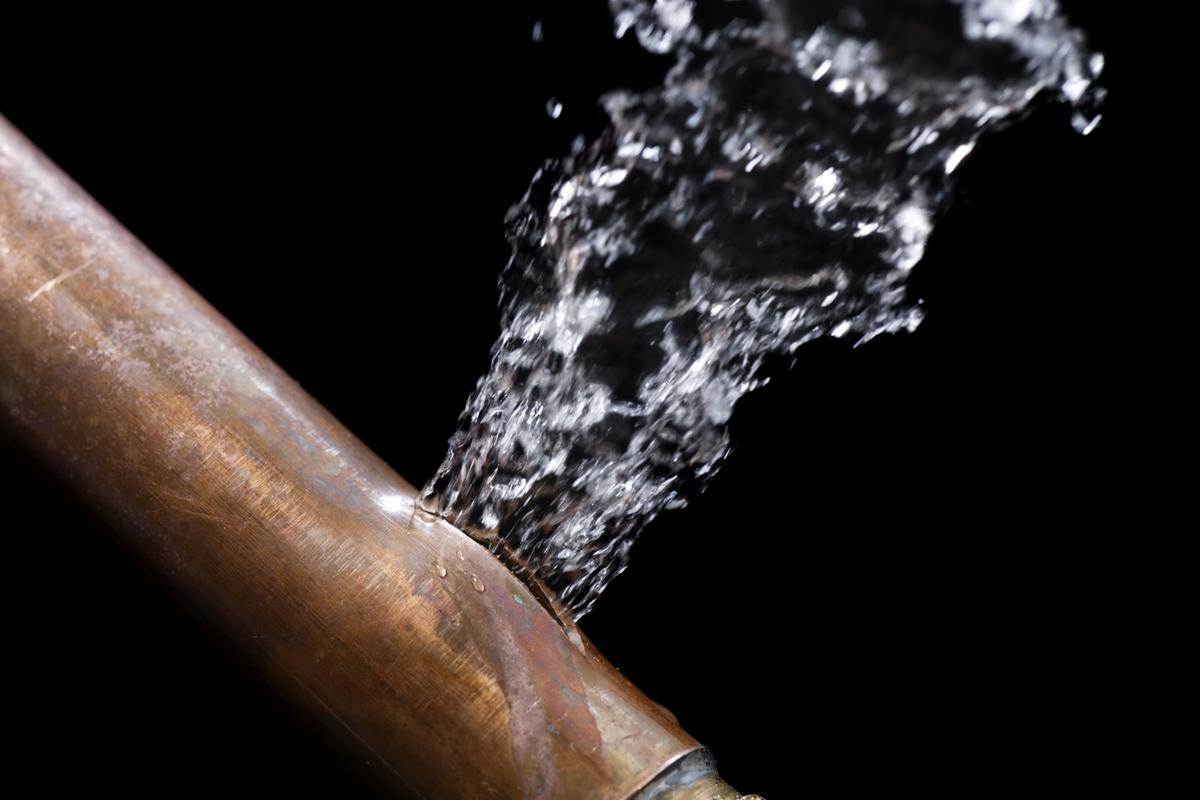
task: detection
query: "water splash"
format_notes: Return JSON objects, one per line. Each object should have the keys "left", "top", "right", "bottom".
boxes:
{"left": 423, "top": 0, "right": 1103, "bottom": 619}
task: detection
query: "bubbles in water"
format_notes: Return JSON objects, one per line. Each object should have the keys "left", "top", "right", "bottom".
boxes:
{"left": 471, "top": 574, "right": 487, "bottom": 593}
{"left": 424, "top": 0, "right": 1103, "bottom": 619}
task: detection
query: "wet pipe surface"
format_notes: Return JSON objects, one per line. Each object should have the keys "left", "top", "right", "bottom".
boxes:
{"left": 0, "top": 116, "right": 700, "bottom": 799}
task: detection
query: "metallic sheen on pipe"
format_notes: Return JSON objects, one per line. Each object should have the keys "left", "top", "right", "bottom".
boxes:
{"left": 0, "top": 116, "right": 751, "bottom": 799}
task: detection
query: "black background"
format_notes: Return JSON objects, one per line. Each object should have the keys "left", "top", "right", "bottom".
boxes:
{"left": 1, "top": 3, "right": 1140, "bottom": 797}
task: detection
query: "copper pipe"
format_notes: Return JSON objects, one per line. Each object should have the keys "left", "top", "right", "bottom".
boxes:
{"left": 0, "top": 117, "right": 755, "bottom": 798}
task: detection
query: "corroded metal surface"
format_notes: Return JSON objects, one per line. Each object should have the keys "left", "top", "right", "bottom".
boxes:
{"left": 0, "top": 116, "right": 702, "bottom": 799}
{"left": 634, "top": 751, "right": 749, "bottom": 800}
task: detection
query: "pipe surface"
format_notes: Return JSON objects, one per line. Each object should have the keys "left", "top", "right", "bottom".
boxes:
{"left": 0, "top": 116, "right": 707, "bottom": 799}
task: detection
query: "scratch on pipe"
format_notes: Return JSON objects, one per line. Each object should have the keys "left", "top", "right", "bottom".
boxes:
{"left": 26, "top": 261, "right": 94, "bottom": 302}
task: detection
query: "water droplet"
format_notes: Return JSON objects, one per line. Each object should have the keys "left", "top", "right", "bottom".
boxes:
{"left": 944, "top": 143, "right": 976, "bottom": 174}
{"left": 470, "top": 574, "right": 486, "bottom": 593}
{"left": 1072, "top": 112, "right": 1102, "bottom": 136}
{"left": 435, "top": 564, "right": 447, "bottom": 578}
{"left": 546, "top": 98, "right": 563, "bottom": 120}
{"left": 532, "top": 20, "right": 544, "bottom": 42}
{"left": 457, "top": 549, "right": 465, "bottom": 561}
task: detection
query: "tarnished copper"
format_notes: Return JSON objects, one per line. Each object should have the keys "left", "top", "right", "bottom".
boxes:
{"left": 632, "top": 752, "right": 755, "bottom": 800}
{"left": 0, "top": 115, "right": 728, "bottom": 798}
